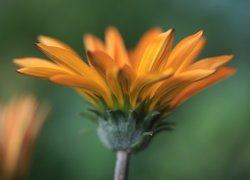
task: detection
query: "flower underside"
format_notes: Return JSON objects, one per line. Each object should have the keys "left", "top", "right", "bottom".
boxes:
{"left": 14, "top": 27, "right": 235, "bottom": 151}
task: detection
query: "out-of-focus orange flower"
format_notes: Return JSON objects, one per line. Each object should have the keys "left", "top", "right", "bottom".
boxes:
{"left": 0, "top": 96, "right": 48, "bottom": 180}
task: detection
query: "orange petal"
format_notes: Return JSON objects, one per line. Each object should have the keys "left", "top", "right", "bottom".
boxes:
{"left": 149, "top": 68, "right": 215, "bottom": 110}
{"left": 155, "top": 68, "right": 216, "bottom": 97}
{"left": 106, "top": 68, "right": 124, "bottom": 107}
{"left": 83, "top": 34, "right": 106, "bottom": 52}
{"left": 36, "top": 43, "right": 91, "bottom": 76}
{"left": 176, "top": 68, "right": 216, "bottom": 81}
{"left": 130, "top": 68, "right": 173, "bottom": 108}
{"left": 17, "top": 67, "right": 68, "bottom": 79}
{"left": 189, "top": 55, "right": 234, "bottom": 70}
{"left": 75, "top": 88, "right": 99, "bottom": 107}
{"left": 105, "top": 26, "right": 130, "bottom": 67}
{"left": 87, "top": 50, "right": 116, "bottom": 76}
{"left": 36, "top": 44, "right": 111, "bottom": 99}
{"left": 37, "top": 36, "right": 113, "bottom": 93}
{"left": 166, "top": 31, "right": 203, "bottom": 70}
{"left": 14, "top": 57, "right": 59, "bottom": 69}
{"left": 137, "top": 29, "right": 174, "bottom": 75}
{"left": 169, "top": 67, "right": 236, "bottom": 107}
{"left": 50, "top": 74, "right": 96, "bottom": 88}
{"left": 38, "top": 35, "right": 80, "bottom": 57}
{"left": 174, "top": 37, "right": 206, "bottom": 74}
{"left": 117, "top": 65, "right": 135, "bottom": 94}
{"left": 50, "top": 75, "right": 113, "bottom": 107}
{"left": 131, "top": 27, "right": 162, "bottom": 69}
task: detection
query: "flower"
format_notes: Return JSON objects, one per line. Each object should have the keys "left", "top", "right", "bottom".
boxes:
{"left": 0, "top": 96, "right": 48, "bottom": 180}
{"left": 14, "top": 27, "right": 235, "bottom": 152}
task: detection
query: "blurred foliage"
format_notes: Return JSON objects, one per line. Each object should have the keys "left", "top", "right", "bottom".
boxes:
{"left": 0, "top": 0, "right": 249, "bottom": 179}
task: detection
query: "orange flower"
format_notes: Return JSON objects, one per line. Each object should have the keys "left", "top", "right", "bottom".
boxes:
{"left": 0, "top": 96, "right": 48, "bottom": 180}
{"left": 14, "top": 27, "right": 235, "bottom": 113}
{"left": 14, "top": 27, "right": 236, "bottom": 179}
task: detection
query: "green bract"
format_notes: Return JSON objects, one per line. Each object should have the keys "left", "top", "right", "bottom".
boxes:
{"left": 95, "top": 108, "right": 174, "bottom": 152}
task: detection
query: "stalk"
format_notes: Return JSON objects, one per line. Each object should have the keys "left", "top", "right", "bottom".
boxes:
{"left": 114, "top": 151, "right": 129, "bottom": 180}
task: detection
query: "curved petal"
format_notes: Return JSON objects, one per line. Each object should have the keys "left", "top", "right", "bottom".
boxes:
{"left": 83, "top": 34, "right": 106, "bottom": 52}
{"left": 50, "top": 75, "right": 113, "bottom": 108}
{"left": 38, "top": 35, "right": 80, "bottom": 57}
{"left": 14, "top": 57, "right": 59, "bottom": 69}
{"left": 36, "top": 43, "right": 91, "bottom": 76}
{"left": 87, "top": 50, "right": 117, "bottom": 76}
{"left": 75, "top": 88, "right": 99, "bottom": 108}
{"left": 189, "top": 55, "right": 234, "bottom": 70}
{"left": 169, "top": 67, "right": 236, "bottom": 107}
{"left": 24, "top": 43, "right": 112, "bottom": 102}
{"left": 105, "top": 26, "right": 130, "bottom": 67}
{"left": 130, "top": 68, "right": 173, "bottom": 108}
{"left": 131, "top": 27, "right": 162, "bottom": 69}
{"left": 17, "top": 67, "right": 68, "bottom": 79}
{"left": 106, "top": 68, "right": 124, "bottom": 107}
{"left": 174, "top": 37, "right": 206, "bottom": 74}
{"left": 165, "top": 31, "right": 203, "bottom": 70}
{"left": 25, "top": 45, "right": 111, "bottom": 101}
{"left": 117, "top": 65, "right": 135, "bottom": 94}
{"left": 149, "top": 68, "right": 215, "bottom": 110}
{"left": 137, "top": 29, "right": 174, "bottom": 75}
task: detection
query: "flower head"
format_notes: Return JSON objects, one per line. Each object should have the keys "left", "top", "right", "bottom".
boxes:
{"left": 14, "top": 27, "right": 235, "bottom": 152}
{"left": 0, "top": 96, "right": 48, "bottom": 180}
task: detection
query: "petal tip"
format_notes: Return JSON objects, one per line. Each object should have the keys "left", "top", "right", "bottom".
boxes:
{"left": 13, "top": 58, "right": 22, "bottom": 65}
{"left": 198, "top": 30, "right": 204, "bottom": 35}
{"left": 194, "top": 31, "right": 204, "bottom": 39}
{"left": 227, "top": 54, "right": 234, "bottom": 59}
{"left": 35, "top": 42, "right": 42, "bottom": 47}
{"left": 37, "top": 35, "right": 45, "bottom": 42}
{"left": 16, "top": 68, "right": 26, "bottom": 74}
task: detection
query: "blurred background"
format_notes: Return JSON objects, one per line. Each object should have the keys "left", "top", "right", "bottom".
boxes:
{"left": 0, "top": 0, "right": 249, "bottom": 179}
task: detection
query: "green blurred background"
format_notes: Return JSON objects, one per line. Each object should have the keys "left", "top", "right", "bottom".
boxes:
{"left": 0, "top": 0, "right": 249, "bottom": 179}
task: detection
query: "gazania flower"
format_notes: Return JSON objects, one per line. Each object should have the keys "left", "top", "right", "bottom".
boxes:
{"left": 0, "top": 96, "right": 48, "bottom": 180}
{"left": 14, "top": 27, "right": 235, "bottom": 180}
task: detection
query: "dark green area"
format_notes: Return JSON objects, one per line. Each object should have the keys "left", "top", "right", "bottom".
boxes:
{"left": 0, "top": 0, "right": 249, "bottom": 179}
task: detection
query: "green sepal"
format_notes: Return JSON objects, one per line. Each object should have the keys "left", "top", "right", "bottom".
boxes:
{"left": 96, "top": 108, "right": 172, "bottom": 152}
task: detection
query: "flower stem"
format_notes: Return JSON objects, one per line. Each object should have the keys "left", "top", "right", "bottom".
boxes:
{"left": 114, "top": 151, "right": 129, "bottom": 180}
